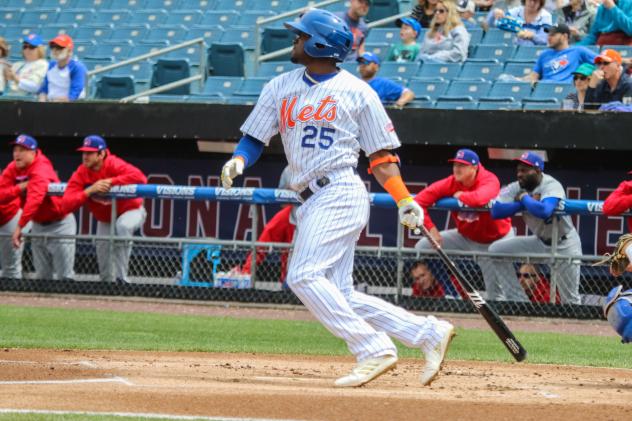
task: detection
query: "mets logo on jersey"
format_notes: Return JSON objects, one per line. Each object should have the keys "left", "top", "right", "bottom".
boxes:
{"left": 279, "top": 95, "right": 338, "bottom": 133}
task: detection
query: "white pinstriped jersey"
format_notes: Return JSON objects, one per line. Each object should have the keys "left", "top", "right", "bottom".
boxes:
{"left": 240, "top": 68, "right": 400, "bottom": 191}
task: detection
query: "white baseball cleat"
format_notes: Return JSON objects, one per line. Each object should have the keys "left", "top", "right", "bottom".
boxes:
{"left": 334, "top": 355, "right": 398, "bottom": 388}
{"left": 420, "top": 322, "right": 456, "bottom": 386}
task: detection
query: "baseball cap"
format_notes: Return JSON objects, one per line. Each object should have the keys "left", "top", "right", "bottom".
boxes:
{"left": 22, "top": 33, "right": 43, "bottom": 47}
{"left": 357, "top": 52, "right": 381, "bottom": 65}
{"left": 515, "top": 151, "right": 544, "bottom": 171}
{"left": 456, "top": 0, "right": 476, "bottom": 14}
{"left": 448, "top": 148, "right": 479, "bottom": 166}
{"left": 10, "top": 134, "right": 38, "bottom": 150}
{"left": 595, "top": 49, "right": 622, "bottom": 65}
{"left": 77, "top": 135, "right": 107, "bottom": 152}
{"left": 544, "top": 23, "right": 570, "bottom": 36}
{"left": 395, "top": 17, "right": 422, "bottom": 38}
{"left": 572, "top": 62, "right": 596, "bottom": 77}
{"left": 49, "top": 34, "right": 73, "bottom": 49}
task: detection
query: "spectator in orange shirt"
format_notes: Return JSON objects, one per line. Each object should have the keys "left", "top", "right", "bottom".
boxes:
{"left": 517, "top": 263, "right": 560, "bottom": 304}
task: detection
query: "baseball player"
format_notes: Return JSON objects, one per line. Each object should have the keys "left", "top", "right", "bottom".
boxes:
{"left": 602, "top": 173, "right": 632, "bottom": 274}
{"left": 219, "top": 9, "right": 455, "bottom": 388}
{"left": 61, "top": 135, "right": 147, "bottom": 284}
{"left": 414, "top": 149, "right": 514, "bottom": 300}
{"left": 488, "top": 152, "right": 582, "bottom": 304}
{"left": 0, "top": 164, "right": 25, "bottom": 279}
{"left": 0, "top": 135, "right": 76, "bottom": 280}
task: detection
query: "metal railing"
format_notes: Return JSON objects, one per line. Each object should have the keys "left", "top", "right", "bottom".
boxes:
{"left": 85, "top": 38, "right": 207, "bottom": 102}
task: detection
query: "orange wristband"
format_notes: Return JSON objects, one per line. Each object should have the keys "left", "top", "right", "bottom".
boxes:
{"left": 383, "top": 175, "right": 411, "bottom": 205}
{"left": 368, "top": 154, "right": 400, "bottom": 174}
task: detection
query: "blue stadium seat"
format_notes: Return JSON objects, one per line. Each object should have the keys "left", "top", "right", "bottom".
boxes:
{"left": 75, "top": 0, "right": 112, "bottom": 7}
{"left": 187, "top": 93, "right": 225, "bottom": 103}
{"left": 472, "top": 45, "right": 516, "bottom": 63}
{"left": 203, "top": 76, "right": 244, "bottom": 96}
{"left": 165, "top": 10, "right": 204, "bottom": 26}
{"left": 512, "top": 45, "right": 547, "bottom": 61}
{"left": 109, "top": 0, "right": 144, "bottom": 8}
{"left": 109, "top": 24, "right": 149, "bottom": 42}
{"left": 111, "top": 60, "right": 152, "bottom": 81}
{"left": 602, "top": 45, "right": 632, "bottom": 58}
{"left": 74, "top": 23, "right": 113, "bottom": 41}
{"left": 251, "top": 0, "right": 291, "bottom": 12}
{"left": 39, "top": 24, "right": 76, "bottom": 41}
{"left": 261, "top": 27, "right": 293, "bottom": 59}
{"left": 90, "top": 9, "right": 132, "bottom": 25}
{"left": 531, "top": 82, "right": 574, "bottom": 101}
{"left": 234, "top": 77, "right": 269, "bottom": 96}
{"left": 8, "top": 0, "right": 44, "bottom": 7}
{"left": 459, "top": 61, "right": 502, "bottom": 80}
{"left": 339, "top": 61, "right": 359, "bottom": 75}
{"left": 7, "top": 39, "right": 24, "bottom": 60}
{"left": 237, "top": 10, "right": 276, "bottom": 26}
{"left": 187, "top": 25, "right": 225, "bottom": 45}
{"left": 416, "top": 62, "right": 462, "bottom": 79}
{"left": 147, "top": 25, "right": 188, "bottom": 43}
{"left": 379, "top": 62, "right": 420, "bottom": 81}
{"left": 82, "top": 56, "right": 114, "bottom": 71}
{"left": 216, "top": 0, "right": 248, "bottom": 10}
{"left": 148, "top": 94, "right": 190, "bottom": 102}
{"left": 469, "top": 28, "right": 483, "bottom": 46}
{"left": 1, "top": 26, "right": 32, "bottom": 42}
{"left": 41, "top": 0, "right": 76, "bottom": 7}
{"left": 130, "top": 10, "right": 169, "bottom": 25}
{"left": 442, "top": 80, "right": 492, "bottom": 100}
{"left": 408, "top": 98, "right": 434, "bottom": 108}
{"left": 56, "top": 8, "right": 94, "bottom": 25}
{"left": 366, "top": 0, "right": 399, "bottom": 23}
{"left": 201, "top": 11, "right": 240, "bottom": 26}
{"left": 180, "top": 0, "right": 215, "bottom": 9}
{"left": 364, "top": 42, "right": 390, "bottom": 60}
{"left": 478, "top": 99, "right": 521, "bottom": 110}
{"left": 434, "top": 98, "right": 477, "bottom": 110}
{"left": 503, "top": 60, "right": 535, "bottom": 78}
{"left": 129, "top": 41, "right": 169, "bottom": 57}
{"left": 87, "top": 40, "right": 133, "bottom": 60}
{"left": 145, "top": 0, "right": 181, "bottom": 9}
{"left": 365, "top": 28, "right": 399, "bottom": 44}
{"left": 256, "top": 61, "right": 299, "bottom": 77}
{"left": 484, "top": 80, "right": 532, "bottom": 101}
{"left": 523, "top": 100, "right": 561, "bottom": 110}
{"left": 408, "top": 78, "right": 450, "bottom": 101}
{"left": 481, "top": 28, "right": 516, "bottom": 45}
{"left": 72, "top": 39, "right": 97, "bottom": 56}
{"left": 165, "top": 42, "right": 204, "bottom": 66}
{"left": 96, "top": 75, "right": 135, "bottom": 99}
{"left": 225, "top": 95, "right": 258, "bottom": 105}
{"left": 20, "top": 9, "right": 59, "bottom": 25}
{"left": 221, "top": 27, "right": 255, "bottom": 50}
{"left": 151, "top": 58, "right": 191, "bottom": 94}
{"left": 0, "top": 9, "right": 23, "bottom": 26}
{"left": 208, "top": 42, "right": 244, "bottom": 76}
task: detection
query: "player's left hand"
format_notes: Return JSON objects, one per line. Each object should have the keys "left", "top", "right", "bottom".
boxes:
{"left": 220, "top": 157, "right": 245, "bottom": 189}
{"left": 398, "top": 197, "right": 424, "bottom": 229}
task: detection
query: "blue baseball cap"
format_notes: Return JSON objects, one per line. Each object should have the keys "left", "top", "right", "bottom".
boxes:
{"left": 21, "top": 33, "right": 43, "bottom": 47}
{"left": 11, "top": 134, "right": 37, "bottom": 150}
{"left": 515, "top": 151, "right": 544, "bottom": 171}
{"left": 77, "top": 135, "right": 107, "bottom": 152}
{"left": 396, "top": 17, "right": 422, "bottom": 38}
{"left": 357, "top": 52, "right": 381, "bottom": 65}
{"left": 449, "top": 148, "right": 479, "bottom": 166}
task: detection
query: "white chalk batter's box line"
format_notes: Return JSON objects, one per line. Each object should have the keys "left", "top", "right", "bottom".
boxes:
{"left": 0, "top": 359, "right": 99, "bottom": 368}
{"left": 0, "top": 409, "right": 302, "bottom": 421}
{"left": 0, "top": 376, "right": 134, "bottom": 386}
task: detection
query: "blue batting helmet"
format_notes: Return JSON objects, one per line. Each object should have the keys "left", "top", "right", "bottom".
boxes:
{"left": 603, "top": 285, "right": 632, "bottom": 344}
{"left": 284, "top": 9, "right": 353, "bottom": 62}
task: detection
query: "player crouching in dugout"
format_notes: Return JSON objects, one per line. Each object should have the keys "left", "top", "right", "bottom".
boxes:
{"left": 488, "top": 152, "right": 582, "bottom": 305}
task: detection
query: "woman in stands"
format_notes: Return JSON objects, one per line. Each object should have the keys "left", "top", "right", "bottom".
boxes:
{"left": 3, "top": 33, "right": 48, "bottom": 97}
{"left": 555, "top": 0, "right": 595, "bottom": 44}
{"left": 411, "top": 0, "right": 439, "bottom": 28}
{"left": 416, "top": 0, "right": 470, "bottom": 63}
{"left": 489, "top": 0, "right": 553, "bottom": 46}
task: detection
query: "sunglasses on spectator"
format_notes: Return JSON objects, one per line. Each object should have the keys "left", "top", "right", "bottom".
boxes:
{"left": 573, "top": 75, "right": 588, "bottom": 81}
{"left": 22, "top": 44, "right": 36, "bottom": 50}
{"left": 596, "top": 61, "right": 613, "bottom": 67}
{"left": 50, "top": 44, "right": 64, "bottom": 50}
{"left": 516, "top": 272, "right": 537, "bottom": 279}
{"left": 434, "top": 8, "right": 447, "bottom": 14}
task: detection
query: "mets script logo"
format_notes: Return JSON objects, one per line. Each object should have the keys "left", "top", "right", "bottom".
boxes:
{"left": 279, "top": 95, "right": 338, "bottom": 134}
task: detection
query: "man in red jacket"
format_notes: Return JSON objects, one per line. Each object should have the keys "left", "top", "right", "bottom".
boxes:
{"left": 414, "top": 149, "right": 513, "bottom": 299}
{"left": 603, "top": 171, "right": 632, "bottom": 274}
{"left": 0, "top": 163, "right": 26, "bottom": 279}
{"left": 0, "top": 134, "right": 76, "bottom": 280}
{"left": 62, "top": 135, "right": 147, "bottom": 284}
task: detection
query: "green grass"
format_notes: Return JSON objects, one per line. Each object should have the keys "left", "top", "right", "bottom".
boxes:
{"left": 0, "top": 305, "right": 629, "bottom": 368}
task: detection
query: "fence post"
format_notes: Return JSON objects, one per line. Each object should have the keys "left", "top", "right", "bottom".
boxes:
{"left": 250, "top": 205, "right": 259, "bottom": 287}
{"left": 549, "top": 216, "right": 559, "bottom": 304}
{"left": 395, "top": 223, "right": 404, "bottom": 304}
{"left": 110, "top": 198, "right": 117, "bottom": 284}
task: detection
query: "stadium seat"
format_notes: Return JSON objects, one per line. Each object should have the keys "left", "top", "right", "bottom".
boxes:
{"left": 208, "top": 42, "right": 245, "bottom": 76}
{"left": 72, "top": 39, "right": 97, "bottom": 56}
{"left": 180, "top": 0, "right": 215, "bottom": 9}
{"left": 39, "top": 23, "right": 76, "bottom": 41}
{"left": 602, "top": 45, "right": 632, "bottom": 58}
{"left": 416, "top": 62, "right": 462, "bottom": 79}
{"left": 364, "top": 42, "right": 391, "bottom": 60}
{"left": 503, "top": 60, "right": 535, "bottom": 78}
{"left": 523, "top": 100, "right": 561, "bottom": 110}
{"left": 112, "top": 60, "right": 153, "bottom": 82}
{"left": 74, "top": 24, "right": 114, "bottom": 41}
{"left": 339, "top": 61, "right": 359, "bottom": 75}
{"left": 151, "top": 58, "right": 191, "bottom": 94}
{"left": 165, "top": 10, "right": 204, "bottom": 26}
{"left": 256, "top": 61, "right": 299, "bottom": 77}
{"left": 512, "top": 45, "right": 547, "bottom": 62}
{"left": 225, "top": 95, "right": 258, "bottom": 105}
{"left": 366, "top": 0, "right": 399, "bottom": 23}
{"left": 0, "top": 25, "right": 31, "bottom": 42}
{"left": 442, "top": 80, "right": 492, "bottom": 100}
{"left": 408, "top": 98, "right": 434, "bottom": 108}
{"left": 203, "top": 76, "right": 244, "bottom": 96}
{"left": 87, "top": 39, "right": 133, "bottom": 60}
{"left": 472, "top": 45, "right": 516, "bottom": 63}
{"left": 233, "top": 77, "right": 269, "bottom": 96}
{"left": 20, "top": 8, "right": 59, "bottom": 25}
{"left": 407, "top": 78, "right": 449, "bottom": 101}
{"left": 9, "top": 0, "right": 44, "bottom": 7}
{"left": 129, "top": 41, "right": 169, "bottom": 57}
{"left": 478, "top": 99, "right": 521, "bottom": 110}
{"left": 531, "top": 82, "right": 574, "bottom": 101}
{"left": 459, "top": 61, "right": 502, "bottom": 80}
{"left": 109, "top": 24, "right": 150, "bottom": 43}
{"left": 187, "top": 25, "right": 225, "bottom": 45}
{"left": 221, "top": 27, "right": 256, "bottom": 50}
{"left": 481, "top": 28, "right": 516, "bottom": 45}
{"left": 187, "top": 92, "right": 225, "bottom": 103}
{"left": 96, "top": 75, "right": 135, "bottom": 99}
{"left": 484, "top": 81, "right": 532, "bottom": 102}
{"left": 0, "top": 9, "right": 23, "bottom": 26}
{"left": 147, "top": 25, "right": 188, "bottom": 43}
{"left": 56, "top": 8, "right": 94, "bottom": 25}
{"left": 82, "top": 56, "right": 114, "bottom": 71}
{"left": 379, "top": 62, "right": 420, "bottom": 81}
{"left": 90, "top": 9, "right": 132, "bottom": 25}
{"left": 469, "top": 28, "right": 483, "bottom": 46}
{"left": 201, "top": 11, "right": 240, "bottom": 26}
{"left": 237, "top": 10, "right": 276, "bottom": 27}
{"left": 434, "top": 98, "right": 477, "bottom": 110}
{"left": 145, "top": 0, "right": 182, "bottom": 9}
{"left": 365, "top": 28, "right": 399, "bottom": 44}
{"left": 109, "top": 0, "right": 143, "bottom": 8}
{"left": 130, "top": 9, "right": 169, "bottom": 25}
{"left": 76, "top": 0, "right": 113, "bottom": 7}
{"left": 216, "top": 0, "right": 247, "bottom": 10}
{"left": 261, "top": 27, "right": 293, "bottom": 59}
{"left": 147, "top": 94, "right": 190, "bottom": 102}
{"left": 251, "top": 0, "right": 291, "bottom": 12}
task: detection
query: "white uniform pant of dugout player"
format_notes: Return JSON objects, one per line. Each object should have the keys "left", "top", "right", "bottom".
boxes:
{"left": 487, "top": 231, "right": 583, "bottom": 304}
{"left": 286, "top": 168, "right": 447, "bottom": 362}
{"left": 31, "top": 213, "right": 77, "bottom": 280}
{"left": 415, "top": 228, "right": 515, "bottom": 300}
{"left": 95, "top": 207, "right": 147, "bottom": 283}
{"left": 0, "top": 210, "right": 29, "bottom": 279}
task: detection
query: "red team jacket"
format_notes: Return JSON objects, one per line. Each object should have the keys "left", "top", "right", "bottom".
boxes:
{"left": 0, "top": 170, "right": 21, "bottom": 226}
{"left": 62, "top": 153, "right": 147, "bottom": 223}
{"left": 414, "top": 164, "right": 512, "bottom": 244}
{"left": 0, "top": 151, "right": 67, "bottom": 227}
{"left": 603, "top": 180, "right": 632, "bottom": 232}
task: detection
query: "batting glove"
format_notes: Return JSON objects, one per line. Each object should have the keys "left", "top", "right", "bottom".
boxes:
{"left": 398, "top": 197, "right": 424, "bottom": 229}
{"left": 220, "top": 157, "right": 245, "bottom": 189}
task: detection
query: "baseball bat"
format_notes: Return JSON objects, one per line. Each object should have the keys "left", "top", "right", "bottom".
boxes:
{"left": 414, "top": 225, "right": 527, "bottom": 362}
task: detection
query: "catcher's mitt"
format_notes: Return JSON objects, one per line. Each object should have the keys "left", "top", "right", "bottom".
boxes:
{"left": 593, "top": 233, "right": 632, "bottom": 276}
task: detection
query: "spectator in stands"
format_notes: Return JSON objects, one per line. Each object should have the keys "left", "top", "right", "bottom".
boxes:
{"left": 565, "top": 62, "right": 596, "bottom": 109}
{"left": 0, "top": 135, "right": 76, "bottom": 281}
{"left": 475, "top": 0, "right": 496, "bottom": 12}
{"left": 3, "top": 34, "right": 48, "bottom": 97}
{"left": 555, "top": 0, "right": 596, "bottom": 43}
{"left": 38, "top": 35, "right": 86, "bottom": 102}
{"left": 336, "top": 0, "right": 370, "bottom": 61}
{"left": 387, "top": 17, "right": 422, "bottom": 62}
{"left": 578, "top": 0, "right": 632, "bottom": 46}
{"left": 517, "top": 263, "right": 560, "bottom": 303}
{"left": 417, "top": 0, "right": 471, "bottom": 63}
{"left": 410, "top": 260, "right": 445, "bottom": 298}
{"left": 603, "top": 171, "right": 632, "bottom": 232}
{"left": 411, "top": 0, "right": 439, "bottom": 29}
{"left": 357, "top": 52, "right": 416, "bottom": 108}
{"left": 525, "top": 23, "right": 598, "bottom": 84}
{"left": 457, "top": 0, "right": 480, "bottom": 30}
{"left": 488, "top": 0, "right": 553, "bottom": 46}
{"left": 0, "top": 37, "right": 9, "bottom": 94}
{"left": 62, "top": 135, "right": 147, "bottom": 284}
{"left": 0, "top": 163, "right": 25, "bottom": 280}
{"left": 585, "top": 49, "right": 632, "bottom": 108}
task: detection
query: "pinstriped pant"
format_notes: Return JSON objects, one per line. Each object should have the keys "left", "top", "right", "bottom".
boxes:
{"left": 286, "top": 170, "right": 446, "bottom": 362}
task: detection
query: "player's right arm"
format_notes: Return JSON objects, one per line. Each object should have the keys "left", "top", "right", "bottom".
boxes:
{"left": 490, "top": 182, "right": 523, "bottom": 219}
{"left": 60, "top": 168, "right": 90, "bottom": 215}
{"left": 18, "top": 168, "right": 50, "bottom": 228}
{"left": 0, "top": 166, "right": 22, "bottom": 204}
{"left": 603, "top": 180, "right": 632, "bottom": 216}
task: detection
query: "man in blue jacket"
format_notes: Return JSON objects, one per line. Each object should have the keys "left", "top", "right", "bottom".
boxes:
{"left": 38, "top": 34, "right": 86, "bottom": 102}
{"left": 357, "top": 52, "right": 415, "bottom": 109}
{"left": 578, "top": 0, "right": 632, "bottom": 45}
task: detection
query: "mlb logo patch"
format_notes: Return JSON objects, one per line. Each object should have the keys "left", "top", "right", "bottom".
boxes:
{"left": 456, "top": 150, "right": 465, "bottom": 159}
